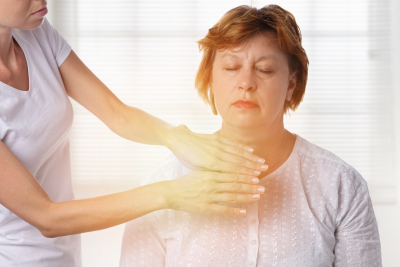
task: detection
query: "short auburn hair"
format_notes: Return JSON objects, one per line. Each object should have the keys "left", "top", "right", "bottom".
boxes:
{"left": 195, "top": 4, "right": 309, "bottom": 115}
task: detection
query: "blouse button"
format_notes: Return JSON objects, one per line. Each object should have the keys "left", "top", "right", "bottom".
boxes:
{"left": 248, "top": 262, "right": 255, "bottom": 267}
{"left": 251, "top": 240, "right": 257, "bottom": 245}
{"left": 250, "top": 219, "right": 257, "bottom": 224}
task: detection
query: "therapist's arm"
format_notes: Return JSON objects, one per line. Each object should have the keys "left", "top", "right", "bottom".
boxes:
{"left": 0, "top": 141, "right": 263, "bottom": 238}
{"left": 59, "top": 50, "right": 266, "bottom": 176}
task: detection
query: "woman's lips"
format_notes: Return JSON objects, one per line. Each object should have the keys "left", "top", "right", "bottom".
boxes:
{"left": 233, "top": 100, "right": 258, "bottom": 109}
{"left": 31, "top": 7, "right": 48, "bottom": 17}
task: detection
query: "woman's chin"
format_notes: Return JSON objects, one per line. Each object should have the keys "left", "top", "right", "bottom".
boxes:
{"left": 21, "top": 17, "right": 45, "bottom": 30}
{"left": 223, "top": 116, "right": 264, "bottom": 130}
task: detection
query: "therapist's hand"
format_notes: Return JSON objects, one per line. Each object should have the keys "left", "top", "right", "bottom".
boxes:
{"left": 164, "top": 125, "right": 267, "bottom": 176}
{"left": 162, "top": 170, "right": 265, "bottom": 216}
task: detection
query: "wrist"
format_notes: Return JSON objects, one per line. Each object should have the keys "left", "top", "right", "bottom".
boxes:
{"left": 162, "top": 124, "right": 190, "bottom": 151}
{"left": 149, "top": 181, "right": 173, "bottom": 210}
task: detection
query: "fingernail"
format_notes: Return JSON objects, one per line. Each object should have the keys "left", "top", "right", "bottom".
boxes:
{"left": 254, "top": 171, "right": 261, "bottom": 176}
{"left": 240, "top": 209, "right": 246, "bottom": 214}
{"left": 257, "top": 186, "right": 265, "bottom": 193}
{"left": 247, "top": 147, "right": 254, "bottom": 152}
{"left": 253, "top": 194, "right": 260, "bottom": 199}
{"left": 261, "top": 165, "right": 268, "bottom": 170}
{"left": 251, "top": 178, "right": 259, "bottom": 184}
{"left": 258, "top": 158, "right": 265, "bottom": 163}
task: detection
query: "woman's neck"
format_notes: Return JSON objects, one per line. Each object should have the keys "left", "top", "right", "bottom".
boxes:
{"left": 220, "top": 119, "right": 296, "bottom": 178}
{"left": 0, "top": 26, "right": 15, "bottom": 65}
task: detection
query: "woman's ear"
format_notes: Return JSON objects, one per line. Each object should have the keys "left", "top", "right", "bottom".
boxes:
{"left": 286, "top": 71, "right": 297, "bottom": 101}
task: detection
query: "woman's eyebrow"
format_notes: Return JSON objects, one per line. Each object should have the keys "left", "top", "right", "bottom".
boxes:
{"left": 221, "top": 53, "right": 239, "bottom": 60}
{"left": 220, "top": 53, "right": 277, "bottom": 62}
{"left": 255, "top": 55, "right": 277, "bottom": 62}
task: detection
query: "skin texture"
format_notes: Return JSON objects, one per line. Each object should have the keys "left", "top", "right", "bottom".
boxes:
{"left": 0, "top": 1, "right": 269, "bottom": 238}
{"left": 211, "top": 32, "right": 298, "bottom": 177}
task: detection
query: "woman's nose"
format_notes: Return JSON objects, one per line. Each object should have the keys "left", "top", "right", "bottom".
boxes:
{"left": 238, "top": 68, "right": 257, "bottom": 92}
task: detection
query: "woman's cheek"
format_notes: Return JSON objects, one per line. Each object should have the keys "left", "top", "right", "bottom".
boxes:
{"left": 212, "top": 80, "right": 231, "bottom": 111}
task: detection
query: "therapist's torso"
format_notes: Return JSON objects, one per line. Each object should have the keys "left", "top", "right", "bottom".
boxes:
{"left": 0, "top": 19, "right": 81, "bottom": 267}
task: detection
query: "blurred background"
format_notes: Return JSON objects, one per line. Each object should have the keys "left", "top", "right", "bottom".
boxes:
{"left": 46, "top": 0, "right": 400, "bottom": 266}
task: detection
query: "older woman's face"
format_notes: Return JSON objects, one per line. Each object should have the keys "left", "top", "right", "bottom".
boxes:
{"left": 211, "top": 32, "right": 296, "bottom": 130}
{"left": 0, "top": 0, "right": 47, "bottom": 30}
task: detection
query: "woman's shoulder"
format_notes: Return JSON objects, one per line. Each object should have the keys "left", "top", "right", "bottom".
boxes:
{"left": 141, "top": 154, "right": 192, "bottom": 186}
{"left": 292, "top": 136, "right": 374, "bottom": 227}
{"left": 13, "top": 18, "right": 71, "bottom": 67}
{"left": 294, "top": 135, "right": 367, "bottom": 187}
{"left": 295, "top": 135, "right": 346, "bottom": 165}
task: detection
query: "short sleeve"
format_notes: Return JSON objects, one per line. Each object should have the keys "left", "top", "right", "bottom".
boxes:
{"left": 333, "top": 169, "right": 382, "bottom": 266}
{"left": 40, "top": 18, "right": 72, "bottom": 67}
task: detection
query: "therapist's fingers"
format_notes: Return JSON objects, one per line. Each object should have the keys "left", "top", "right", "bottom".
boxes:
{"left": 217, "top": 135, "right": 265, "bottom": 164}
{"left": 208, "top": 204, "right": 247, "bottom": 216}
{"left": 211, "top": 192, "right": 261, "bottom": 204}
{"left": 201, "top": 172, "right": 265, "bottom": 194}
{"left": 213, "top": 148, "right": 269, "bottom": 174}
{"left": 164, "top": 171, "right": 265, "bottom": 216}
{"left": 166, "top": 125, "right": 265, "bottom": 173}
{"left": 209, "top": 159, "right": 263, "bottom": 176}
{"left": 214, "top": 182, "right": 265, "bottom": 195}
{"left": 206, "top": 172, "right": 260, "bottom": 184}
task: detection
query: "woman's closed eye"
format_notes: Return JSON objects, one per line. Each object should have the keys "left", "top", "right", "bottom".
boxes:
{"left": 223, "top": 66, "right": 274, "bottom": 74}
{"left": 224, "top": 67, "right": 240, "bottom": 71}
{"left": 256, "top": 68, "right": 274, "bottom": 74}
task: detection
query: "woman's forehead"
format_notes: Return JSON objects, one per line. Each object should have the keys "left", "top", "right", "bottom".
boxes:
{"left": 220, "top": 52, "right": 279, "bottom": 63}
{"left": 216, "top": 32, "right": 284, "bottom": 62}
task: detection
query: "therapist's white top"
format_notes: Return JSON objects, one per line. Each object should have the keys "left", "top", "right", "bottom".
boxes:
{"left": 0, "top": 19, "right": 81, "bottom": 266}
{"left": 120, "top": 135, "right": 382, "bottom": 267}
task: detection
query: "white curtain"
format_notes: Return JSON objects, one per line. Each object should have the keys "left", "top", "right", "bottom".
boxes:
{"left": 47, "top": 0, "right": 398, "bottom": 203}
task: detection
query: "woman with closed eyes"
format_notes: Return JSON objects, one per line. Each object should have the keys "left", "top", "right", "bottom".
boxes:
{"left": 120, "top": 5, "right": 382, "bottom": 267}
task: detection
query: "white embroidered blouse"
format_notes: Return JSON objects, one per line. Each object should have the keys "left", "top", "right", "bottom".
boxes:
{"left": 120, "top": 135, "right": 382, "bottom": 267}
